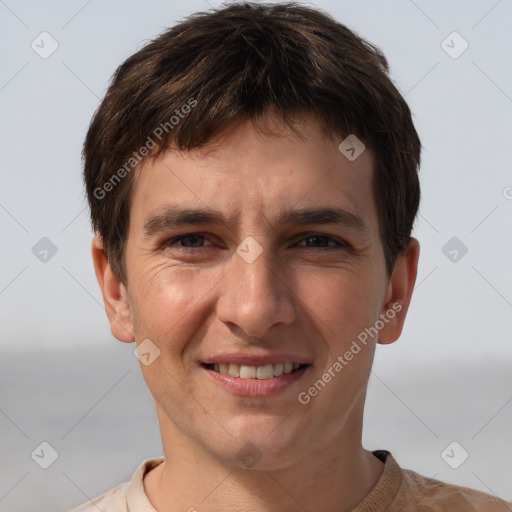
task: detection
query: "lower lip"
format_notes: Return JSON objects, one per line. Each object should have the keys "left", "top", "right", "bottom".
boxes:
{"left": 202, "top": 365, "right": 310, "bottom": 397}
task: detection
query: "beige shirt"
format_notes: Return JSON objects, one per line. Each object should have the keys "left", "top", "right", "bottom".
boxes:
{"left": 70, "top": 451, "right": 512, "bottom": 511}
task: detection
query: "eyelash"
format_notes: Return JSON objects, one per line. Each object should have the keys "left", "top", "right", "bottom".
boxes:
{"left": 163, "top": 233, "right": 348, "bottom": 251}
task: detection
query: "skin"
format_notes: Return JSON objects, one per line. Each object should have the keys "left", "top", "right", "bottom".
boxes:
{"left": 92, "top": 111, "right": 420, "bottom": 512}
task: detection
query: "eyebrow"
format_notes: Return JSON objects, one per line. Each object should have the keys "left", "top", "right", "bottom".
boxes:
{"left": 143, "top": 204, "right": 369, "bottom": 238}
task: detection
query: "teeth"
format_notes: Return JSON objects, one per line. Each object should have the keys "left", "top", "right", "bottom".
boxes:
{"left": 256, "top": 364, "right": 273, "bottom": 379}
{"left": 240, "top": 365, "right": 257, "bottom": 378}
{"left": 228, "top": 363, "right": 240, "bottom": 377}
{"left": 210, "top": 362, "right": 304, "bottom": 379}
{"left": 273, "top": 363, "right": 284, "bottom": 376}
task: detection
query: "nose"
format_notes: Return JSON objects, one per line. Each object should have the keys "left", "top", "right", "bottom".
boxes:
{"left": 215, "top": 239, "right": 296, "bottom": 339}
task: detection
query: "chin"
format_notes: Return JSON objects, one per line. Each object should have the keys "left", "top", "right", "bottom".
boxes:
{"left": 218, "top": 413, "right": 308, "bottom": 470}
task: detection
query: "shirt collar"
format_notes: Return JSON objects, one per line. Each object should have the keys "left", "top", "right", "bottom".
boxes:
{"left": 125, "top": 451, "right": 402, "bottom": 511}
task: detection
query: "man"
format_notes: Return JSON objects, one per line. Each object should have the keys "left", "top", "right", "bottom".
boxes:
{"left": 72, "top": 2, "right": 511, "bottom": 510}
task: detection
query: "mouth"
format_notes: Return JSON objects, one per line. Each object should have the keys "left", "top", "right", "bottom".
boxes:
{"left": 202, "top": 362, "right": 310, "bottom": 379}
{"left": 200, "top": 360, "right": 311, "bottom": 397}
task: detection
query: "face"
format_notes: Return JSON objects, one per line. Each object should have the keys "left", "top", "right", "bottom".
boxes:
{"left": 94, "top": 112, "right": 418, "bottom": 470}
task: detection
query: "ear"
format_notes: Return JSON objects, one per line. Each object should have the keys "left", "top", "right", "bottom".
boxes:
{"left": 378, "top": 237, "right": 420, "bottom": 345}
{"left": 91, "top": 235, "right": 135, "bottom": 343}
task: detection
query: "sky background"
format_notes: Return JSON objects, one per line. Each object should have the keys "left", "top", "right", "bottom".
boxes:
{"left": 0, "top": 0, "right": 511, "bottom": 510}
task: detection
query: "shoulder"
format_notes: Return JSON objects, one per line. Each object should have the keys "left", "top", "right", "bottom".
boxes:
{"left": 399, "top": 468, "right": 512, "bottom": 511}
{"left": 68, "top": 457, "right": 164, "bottom": 512}
{"left": 69, "top": 480, "right": 128, "bottom": 512}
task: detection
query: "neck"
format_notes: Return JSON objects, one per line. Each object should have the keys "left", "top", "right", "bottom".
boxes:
{"left": 144, "top": 407, "right": 384, "bottom": 512}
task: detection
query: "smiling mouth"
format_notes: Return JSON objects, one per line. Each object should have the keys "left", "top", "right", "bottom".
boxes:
{"left": 202, "top": 362, "right": 310, "bottom": 379}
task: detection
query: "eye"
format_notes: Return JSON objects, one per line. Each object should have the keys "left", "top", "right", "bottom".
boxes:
{"left": 164, "top": 233, "right": 213, "bottom": 249}
{"left": 297, "top": 234, "right": 347, "bottom": 249}
{"left": 162, "top": 233, "right": 349, "bottom": 252}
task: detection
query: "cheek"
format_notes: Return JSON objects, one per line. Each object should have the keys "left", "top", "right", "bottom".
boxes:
{"left": 130, "top": 266, "right": 211, "bottom": 404}
{"left": 296, "top": 269, "right": 382, "bottom": 345}
{"left": 129, "top": 262, "right": 221, "bottom": 346}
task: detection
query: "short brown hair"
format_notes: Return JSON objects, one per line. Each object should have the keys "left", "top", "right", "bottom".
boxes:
{"left": 83, "top": 1, "right": 420, "bottom": 284}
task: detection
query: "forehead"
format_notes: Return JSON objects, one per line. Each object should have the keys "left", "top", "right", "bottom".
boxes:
{"left": 129, "top": 113, "right": 378, "bottom": 236}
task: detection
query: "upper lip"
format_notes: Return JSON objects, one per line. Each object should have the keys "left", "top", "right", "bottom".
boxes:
{"left": 201, "top": 353, "right": 312, "bottom": 366}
